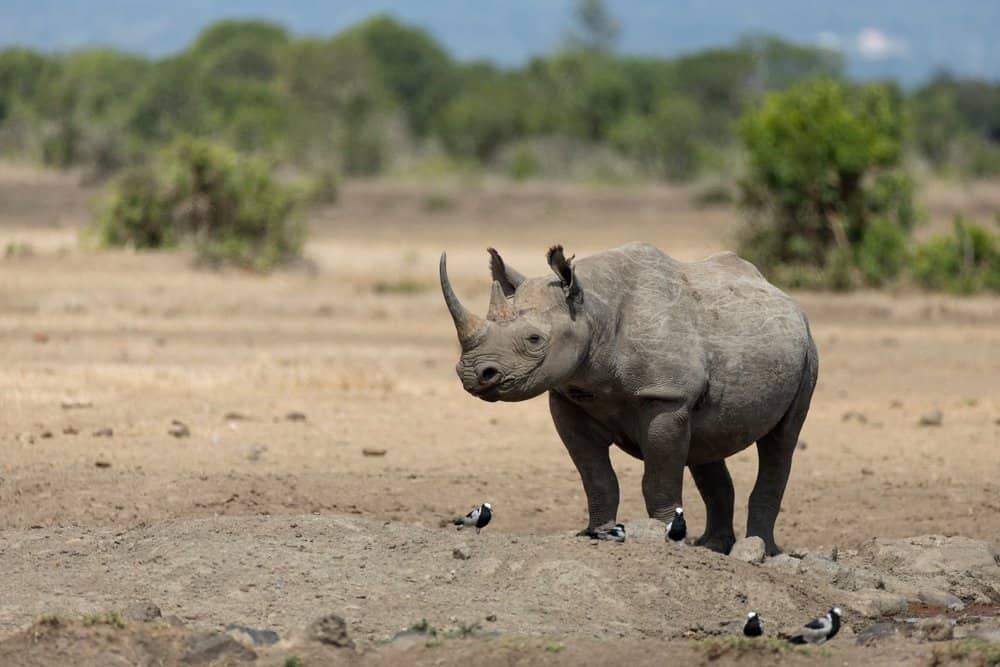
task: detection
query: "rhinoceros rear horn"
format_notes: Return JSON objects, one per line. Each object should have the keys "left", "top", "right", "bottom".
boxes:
{"left": 486, "top": 280, "right": 517, "bottom": 322}
{"left": 439, "top": 252, "right": 487, "bottom": 347}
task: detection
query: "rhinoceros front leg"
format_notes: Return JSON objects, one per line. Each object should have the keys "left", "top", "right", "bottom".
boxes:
{"left": 549, "top": 392, "right": 618, "bottom": 535}
{"left": 640, "top": 405, "right": 690, "bottom": 526}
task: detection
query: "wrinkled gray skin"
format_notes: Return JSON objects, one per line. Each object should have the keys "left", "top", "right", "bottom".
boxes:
{"left": 440, "top": 242, "right": 818, "bottom": 555}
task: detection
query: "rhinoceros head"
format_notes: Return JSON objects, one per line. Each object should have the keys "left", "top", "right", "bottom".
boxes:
{"left": 439, "top": 245, "right": 590, "bottom": 402}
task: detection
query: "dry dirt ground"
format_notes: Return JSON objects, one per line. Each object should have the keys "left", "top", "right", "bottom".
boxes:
{"left": 1, "top": 164, "right": 999, "bottom": 665}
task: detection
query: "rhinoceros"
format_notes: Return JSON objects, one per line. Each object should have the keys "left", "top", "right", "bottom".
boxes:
{"left": 439, "top": 242, "right": 818, "bottom": 555}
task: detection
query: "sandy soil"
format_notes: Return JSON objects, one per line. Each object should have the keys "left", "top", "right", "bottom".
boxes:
{"left": 1, "top": 165, "right": 998, "bottom": 665}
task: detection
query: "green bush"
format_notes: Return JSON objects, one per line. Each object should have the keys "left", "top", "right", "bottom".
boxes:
{"left": 93, "top": 137, "right": 303, "bottom": 271}
{"left": 738, "top": 78, "right": 914, "bottom": 288}
{"left": 912, "top": 217, "right": 1000, "bottom": 294}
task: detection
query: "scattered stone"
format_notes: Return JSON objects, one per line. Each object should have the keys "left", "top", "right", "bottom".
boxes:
{"left": 307, "top": 614, "right": 354, "bottom": 648}
{"left": 184, "top": 632, "right": 257, "bottom": 663}
{"left": 623, "top": 518, "right": 668, "bottom": 544}
{"left": 122, "top": 602, "right": 161, "bottom": 622}
{"left": 61, "top": 400, "right": 93, "bottom": 410}
{"left": 798, "top": 553, "right": 841, "bottom": 581}
{"left": 860, "top": 535, "right": 1000, "bottom": 575}
{"left": 225, "top": 624, "right": 280, "bottom": 646}
{"left": 62, "top": 426, "right": 79, "bottom": 435}
{"left": 95, "top": 460, "right": 112, "bottom": 468}
{"left": 729, "top": 536, "right": 765, "bottom": 563}
{"left": 856, "top": 621, "right": 898, "bottom": 645}
{"left": 796, "top": 439, "right": 807, "bottom": 450}
{"left": 40, "top": 430, "right": 53, "bottom": 439}
{"left": 224, "top": 412, "right": 250, "bottom": 421}
{"left": 918, "top": 588, "right": 965, "bottom": 611}
{"left": 861, "top": 467, "right": 874, "bottom": 476}
{"left": 842, "top": 410, "right": 868, "bottom": 424}
{"left": 362, "top": 447, "right": 387, "bottom": 457}
{"left": 915, "top": 616, "right": 954, "bottom": 642}
{"left": 453, "top": 545, "right": 472, "bottom": 560}
{"left": 247, "top": 446, "right": 267, "bottom": 462}
{"left": 890, "top": 399, "right": 903, "bottom": 409}
{"left": 32, "top": 332, "right": 49, "bottom": 344}
{"left": 486, "top": 614, "right": 497, "bottom": 622}
{"left": 850, "top": 588, "right": 908, "bottom": 618}
{"left": 168, "top": 420, "right": 190, "bottom": 438}
{"left": 763, "top": 554, "right": 800, "bottom": 571}
{"left": 285, "top": 411, "right": 307, "bottom": 422}
{"left": 93, "top": 427, "right": 114, "bottom": 437}
{"left": 918, "top": 410, "right": 943, "bottom": 427}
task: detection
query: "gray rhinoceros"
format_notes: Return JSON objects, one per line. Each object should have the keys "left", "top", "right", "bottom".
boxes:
{"left": 439, "top": 242, "right": 818, "bottom": 555}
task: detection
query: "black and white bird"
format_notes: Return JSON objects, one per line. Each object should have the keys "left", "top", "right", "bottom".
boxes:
{"left": 592, "top": 523, "right": 626, "bottom": 543}
{"left": 788, "top": 607, "right": 842, "bottom": 645}
{"left": 453, "top": 502, "right": 493, "bottom": 533}
{"left": 743, "top": 611, "right": 764, "bottom": 637}
{"left": 666, "top": 507, "right": 687, "bottom": 544}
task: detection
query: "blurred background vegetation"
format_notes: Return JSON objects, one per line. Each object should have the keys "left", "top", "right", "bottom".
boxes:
{"left": 1, "top": 0, "right": 999, "bottom": 287}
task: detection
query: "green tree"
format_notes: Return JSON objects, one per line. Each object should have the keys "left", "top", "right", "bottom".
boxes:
{"left": 351, "top": 15, "right": 456, "bottom": 137}
{"left": 566, "top": 0, "right": 620, "bottom": 54}
{"left": 738, "top": 78, "right": 914, "bottom": 288}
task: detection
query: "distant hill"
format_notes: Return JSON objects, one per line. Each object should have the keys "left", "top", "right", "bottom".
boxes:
{"left": 3, "top": 0, "right": 999, "bottom": 85}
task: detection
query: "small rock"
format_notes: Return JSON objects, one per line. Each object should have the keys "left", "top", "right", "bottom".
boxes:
{"left": 62, "top": 426, "right": 79, "bottom": 435}
{"left": 93, "top": 427, "right": 113, "bottom": 437}
{"left": 453, "top": 545, "right": 471, "bottom": 560}
{"left": 915, "top": 616, "right": 954, "bottom": 641}
{"left": 285, "top": 411, "right": 307, "bottom": 422}
{"left": 225, "top": 624, "right": 280, "bottom": 646}
{"left": 224, "top": 412, "right": 250, "bottom": 421}
{"left": 861, "top": 467, "right": 874, "bottom": 476}
{"left": 61, "top": 400, "right": 93, "bottom": 410}
{"left": 919, "top": 410, "right": 943, "bottom": 427}
{"left": 729, "top": 536, "right": 765, "bottom": 563}
{"left": 799, "top": 553, "right": 841, "bottom": 581}
{"left": 856, "top": 621, "right": 898, "bottom": 645}
{"left": 842, "top": 410, "right": 868, "bottom": 424}
{"left": 796, "top": 439, "right": 807, "bottom": 450}
{"left": 850, "top": 588, "right": 909, "bottom": 617}
{"left": 307, "top": 614, "right": 354, "bottom": 648}
{"left": 890, "top": 399, "right": 903, "bottom": 409}
{"left": 32, "top": 332, "right": 49, "bottom": 344}
{"left": 763, "top": 554, "right": 800, "bottom": 570}
{"left": 40, "top": 430, "right": 53, "bottom": 439}
{"left": 95, "top": 460, "right": 112, "bottom": 468}
{"left": 184, "top": 633, "right": 256, "bottom": 664}
{"left": 918, "top": 588, "right": 965, "bottom": 611}
{"left": 622, "top": 518, "right": 668, "bottom": 544}
{"left": 486, "top": 614, "right": 497, "bottom": 622}
{"left": 122, "top": 602, "right": 161, "bottom": 622}
{"left": 362, "top": 448, "right": 387, "bottom": 457}
{"left": 168, "top": 420, "right": 190, "bottom": 438}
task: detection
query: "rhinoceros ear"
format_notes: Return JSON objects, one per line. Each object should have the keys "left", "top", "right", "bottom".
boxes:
{"left": 487, "top": 247, "right": 525, "bottom": 297}
{"left": 547, "top": 245, "right": 582, "bottom": 306}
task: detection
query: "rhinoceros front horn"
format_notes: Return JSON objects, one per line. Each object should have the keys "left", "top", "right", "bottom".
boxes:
{"left": 439, "top": 252, "right": 487, "bottom": 347}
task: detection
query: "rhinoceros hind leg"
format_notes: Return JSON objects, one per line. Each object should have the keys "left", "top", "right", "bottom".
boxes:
{"left": 690, "top": 459, "right": 736, "bottom": 554}
{"left": 746, "top": 344, "right": 818, "bottom": 556}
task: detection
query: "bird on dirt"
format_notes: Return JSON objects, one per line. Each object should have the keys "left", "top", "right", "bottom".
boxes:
{"left": 743, "top": 611, "right": 764, "bottom": 637}
{"left": 454, "top": 502, "right": 492, "bottom": 533}
{"left": 592, "top": 523, "right": 626, "bottom": 543}
{"left": 788, "top": 607, "right": 842, "bottom": 645}
{"left": 666, "top": 507, "right": 687, "bottom": 544}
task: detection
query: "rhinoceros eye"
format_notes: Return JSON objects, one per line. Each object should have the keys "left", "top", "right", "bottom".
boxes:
{"left": 526, "top": 334, "right": 543, "bottom": 345}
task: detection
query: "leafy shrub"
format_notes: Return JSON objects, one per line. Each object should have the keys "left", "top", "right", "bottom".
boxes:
{"left": 93, "top": 137, "right": 303, "bottom": 271}
{"left": 738, "top": 78, "right": 914, "bottom": 288}
{"left": 912, "top": 217, "right": 1000, "bottom": 294}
